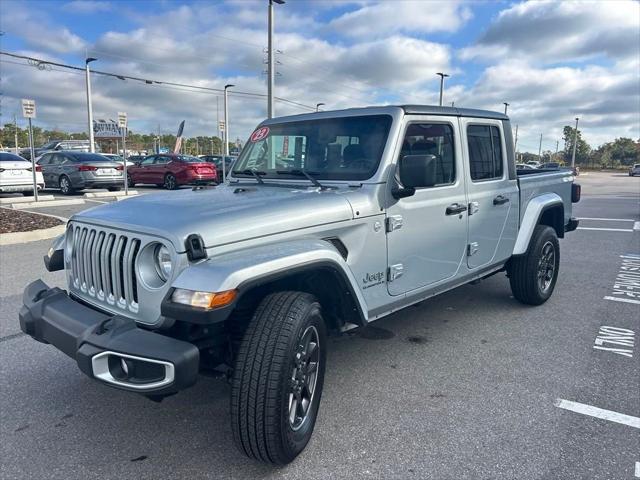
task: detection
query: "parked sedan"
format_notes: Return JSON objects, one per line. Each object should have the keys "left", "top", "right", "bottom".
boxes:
{"left": 37, "top": 151, "right": 124, "bottom": 195}
{"left": 0, "top": 152, "right": 45, "bottom": 195}
{"left": 127, "top": 154, "right": 217, "bottom": 189}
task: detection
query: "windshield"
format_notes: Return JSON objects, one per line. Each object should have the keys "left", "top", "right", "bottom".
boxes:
{"left": 233, "top": 115, "right": 392, "bottom": 181}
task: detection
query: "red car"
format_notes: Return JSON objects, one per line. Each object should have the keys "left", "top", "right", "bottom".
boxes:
{"left": 127, "top": 154, "right": 217, "bottom": 189}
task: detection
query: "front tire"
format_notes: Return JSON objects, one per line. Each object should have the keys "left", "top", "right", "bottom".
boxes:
{"left": 231, "top": 291, "right": 327, "bottom": 464}
{"left": 127, "top": 174, "right": 135, "bottom": 187}
{"left": 509, "top": 225, "right": 560, "bottom": 305}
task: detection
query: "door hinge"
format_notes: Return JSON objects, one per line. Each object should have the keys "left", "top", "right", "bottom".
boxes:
{"left": 386, "top": 215, "right": 403, "bottom": 232}
{"left": 467, "top": 242, "right": 479, "bottom": 256}
{"left": 388, "top": 264, "right": 404, "bottom": 281}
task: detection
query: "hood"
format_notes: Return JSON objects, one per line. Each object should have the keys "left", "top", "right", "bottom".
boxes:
{"left": 71, "top": 184, "right": 355, "bottom": 251}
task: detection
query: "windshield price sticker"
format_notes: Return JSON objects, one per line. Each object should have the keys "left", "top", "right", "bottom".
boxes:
{"left": 250, "top": 127, "right": 270, "bottom": 142}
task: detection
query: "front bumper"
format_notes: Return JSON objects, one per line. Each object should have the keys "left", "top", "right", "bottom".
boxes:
{"left": 19, "top": 280, "right": 199, "bottom": 396}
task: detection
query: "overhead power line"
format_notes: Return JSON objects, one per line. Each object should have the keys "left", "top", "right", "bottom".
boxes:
{"left": 0, "top": 51, "right": 318, "bottom": 112}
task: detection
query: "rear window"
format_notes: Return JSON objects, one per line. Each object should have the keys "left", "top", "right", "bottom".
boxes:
{"left": 0, "top": 152, "right": 28, "bottom": 162}
{"left": 67, "top": 153, "right": 113, "bottom": 162}
{"left": 176, "top": 155, "right": 203, "bottom": 163}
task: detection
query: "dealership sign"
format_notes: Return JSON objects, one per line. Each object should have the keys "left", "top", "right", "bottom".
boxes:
{"left": 93, "top": 120, "right": 125, "bottom": 138}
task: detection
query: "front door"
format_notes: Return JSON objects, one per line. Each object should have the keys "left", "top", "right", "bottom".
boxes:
{"left": 386, "top": 118, "right": 468, "bottom": 295}
{"left": 136, "top": 156, "right": 156, "bottom": 183}
{"left": 461, "top": 120, "right": 518, "bottom": 269}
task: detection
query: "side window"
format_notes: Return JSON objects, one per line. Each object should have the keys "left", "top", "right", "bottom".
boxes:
{"left": 400, "top": 123, "right": 456, "bottom": 187}
{"left": 38, "top": 154, "right": 51, "bottom": 165}
{"left": 141, "top": 156, "right": 156, "bottom": 165}
{"left": 155, "top": 156, "right": 169, "bottom": 164}
{"left": 467, "top": 125, "right": 504, "bottom": 181}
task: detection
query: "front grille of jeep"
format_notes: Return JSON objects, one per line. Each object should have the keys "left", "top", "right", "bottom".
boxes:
{"left": 68, "top": 224, "right": 141, "bottom": 313}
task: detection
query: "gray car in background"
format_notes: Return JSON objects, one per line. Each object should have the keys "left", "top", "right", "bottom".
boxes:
{"left": 37, "top": 151, "right": 124, "bottom": 194}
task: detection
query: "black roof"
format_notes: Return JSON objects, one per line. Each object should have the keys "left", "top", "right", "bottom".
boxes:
{"left": 263, "top": 105, "right": 508, "bottom": 125}
{"left": 399, "top": 105, "right": 508, "bottom": 120}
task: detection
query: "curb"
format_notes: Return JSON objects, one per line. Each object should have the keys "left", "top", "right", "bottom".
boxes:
{"left": 12, "top": 199, "right": 85, "bottom": 209}
{"left": 0, "top": 224, "right": 67, "bottom": 246}
{"left": 84, "top": 190, "right": 139, "bottom": 198}
{"left": 0, "top": 195, "right": 55, "bottom": 205}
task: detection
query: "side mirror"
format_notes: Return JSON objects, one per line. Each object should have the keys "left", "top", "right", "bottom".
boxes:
{"left": 54, "top": 145, "right": 63, "bottom": 150}
{"left": 392, "top": 154, "right": 437, "bottom": 199}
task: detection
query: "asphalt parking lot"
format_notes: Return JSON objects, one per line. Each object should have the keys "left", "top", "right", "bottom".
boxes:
{"left": 1, "top": 172, "right": 638, "bottom": 479}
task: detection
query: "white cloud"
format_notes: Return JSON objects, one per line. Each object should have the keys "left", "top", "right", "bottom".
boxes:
{"left": 63, "top": 1, "right": 112, "bottom": 14}
{"left": 460, "top": 0, "right": 640, "bottom": 63}
{"left": 330, "top": 0, "right": 472, "bottom": 38}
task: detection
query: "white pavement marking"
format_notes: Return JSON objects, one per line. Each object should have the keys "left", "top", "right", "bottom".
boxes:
{"left": 635, "top": 461, "right": 640, "bottom": 478}
{"left": 634, "top": 221, "right": 640, "bottom": 231}
{"left": 577, "top": 217, "right": 636, "bottom": 222}
{"left": 555, "top": 399, "right": 640, "bottom": 429}
{"left": 603, "top": 296, "right": 640, "bottom": 305}
{"left": 578, "top": 227, "right": 633, "bottom": 232}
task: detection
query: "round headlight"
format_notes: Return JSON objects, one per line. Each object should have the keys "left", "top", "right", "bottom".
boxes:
{"left": 154, "top": 244, "right": 173, "bottom": 281}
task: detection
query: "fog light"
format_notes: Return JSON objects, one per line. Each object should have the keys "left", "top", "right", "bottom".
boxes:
{"left": 171, "top": 288, "right": 237, "bottom": 309}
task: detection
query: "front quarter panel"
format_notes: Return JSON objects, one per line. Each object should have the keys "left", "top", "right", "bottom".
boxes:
{"left": 171, "top": 238, "right": 369, "bottom": 321}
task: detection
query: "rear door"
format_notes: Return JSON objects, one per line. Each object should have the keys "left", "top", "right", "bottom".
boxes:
{"left": 386, "top": 117, "right": 468, "bottom": 295}
{"left": 461, "top": 120, "right": 519, "bottom": 269}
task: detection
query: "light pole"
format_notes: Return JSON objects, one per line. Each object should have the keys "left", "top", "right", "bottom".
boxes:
{"left": 514, "top": 124, "right": 519, "bottom": 152}
{"left": 316, "top": 103, "right": 325, "bottom": 112}
{"left": 503, "top": 102, "right": 509, "bottom": 115}
{"left": 538, "top": 133, "right": 543, "bottom": 160}
{"left": 571, "top": 117, "right": 579, "bottom": 168}
{"left": 436, "top": 72, "right": 449, "bottom": 106}
{"left": 267, "top": 0, "right": 285, "bottom": 119}
{"left": 223, "top": 84, "right": 234, "bottom": 182}
{"left": 85, "top": 57, "right": 97, "bottom": 152}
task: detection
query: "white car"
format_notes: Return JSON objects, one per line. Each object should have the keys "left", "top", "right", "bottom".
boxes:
{"left": 101, "top": 153, "right": 136, "bottom": 167}
{"left": 0, "top": 152, "right": 45, "bottom": 195}
{"left": 526, "top": 161, "right": 542, "bottom": 169}
{"left": 516, "top": 163, "right": 536, "bottom": 170}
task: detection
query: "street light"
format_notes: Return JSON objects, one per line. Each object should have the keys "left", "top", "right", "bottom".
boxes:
{"left": 436, "top": 72, "right": 449, "bottom": 106}
{"left": 316, "top": 102, "right": 325, "bottom": 112}
{"left": 267, "top": 0, "right": 285, "bottom": 119}
{"left": 503, "top": 102, "right": 509, "bottom": 115}
{"left": 571, "top": 117, "right": 579, "bottom": 168}
{"left": 85, "top": 57, "right": 97, "bottom": 153}
{"left": 223, "top": 84, "right": 234, "bottom": 182}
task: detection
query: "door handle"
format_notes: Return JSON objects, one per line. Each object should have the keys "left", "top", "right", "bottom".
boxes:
{"left": 493, "top": 195, "right": 509, "bottom": 205}
{"left": 446, "top": 203, "right": 468, "bottom": 215}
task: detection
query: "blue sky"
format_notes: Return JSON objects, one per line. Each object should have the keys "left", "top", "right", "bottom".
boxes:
{"left": 1, "top": 0, "right": 638, "bottom": 152}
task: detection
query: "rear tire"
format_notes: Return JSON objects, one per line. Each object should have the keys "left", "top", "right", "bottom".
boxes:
{"left": 509, "top": 225, "right": 560, "bottom": 305}
{"left": 164, "top": 173, "right": 177, "bottom": 190}
{"left": 231, "top": 291, "right": 327, "bottom": 465}
{"left": 59, "top": 175, "right": 74, "bottom": 195}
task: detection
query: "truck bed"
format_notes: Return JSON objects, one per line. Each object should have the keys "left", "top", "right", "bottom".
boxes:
{"left": 516, "top": 169, "right": 575, "bottom": 226}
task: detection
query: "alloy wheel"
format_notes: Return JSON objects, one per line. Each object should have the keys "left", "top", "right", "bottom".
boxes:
{"left": 288, "top": 325, "right": 320, "bottom": 431}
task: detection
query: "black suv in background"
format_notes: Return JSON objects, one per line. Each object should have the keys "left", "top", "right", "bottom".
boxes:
{"left": 199, "top": 155, "right": 236, "bottom": 179}
{"left": 21, "top": 140, "right": 99, "bottom": 160}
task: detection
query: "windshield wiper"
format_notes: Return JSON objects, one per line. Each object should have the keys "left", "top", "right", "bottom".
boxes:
{"left": 276, "top": 169, "right": 325, "bottom": 189}
{"left": 232, "top": 168, "right": 265, "bottom": 184}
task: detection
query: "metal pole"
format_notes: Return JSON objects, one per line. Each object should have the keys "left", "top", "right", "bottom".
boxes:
{"left": 28, "top": 117, "right": 38, "bottom": 201}
{"left": 267, "top": 0, "right": 278, "bottom": 119}
{"left": 538, "top": 133, "right": 543, "bottom": 160}
{"left": 85, "top": 58, "right": 97, "bottom": 153}
{"left": 122, "top": 126, "right": 128, "bottom": 195}
{"left": 216, "top": 96, "right": 220, "bottom": 154}
{"left": 14, "top": 114, "right": 19, "bottom": 154}
{"left": 514, "top": 124, "right": 519, "bottom": 152}
{"left": 571, "top": 117, "right": 579, "bottom": 168}
{"left": 224, "top": 84, "right": 234, "bottom": 182}
{"left": 503, "top": 102, "right": 509, "bottom": 115}
{"left": 436, "top": 72, "right": 449, "bottom": 106}
{"left": 555, "top": 140, "right": 559, "bottom": 161}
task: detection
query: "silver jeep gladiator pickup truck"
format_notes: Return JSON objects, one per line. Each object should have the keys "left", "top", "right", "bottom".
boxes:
{"left": 20, "top": 105, "right": 580, "bottom": 464}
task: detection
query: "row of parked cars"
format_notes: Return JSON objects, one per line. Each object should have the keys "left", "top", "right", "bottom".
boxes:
{"left": 1, "top": 145, "right": 237, "bottom": 195}
{"left": 516, "top": 160, "right": 580, "bottom": 175}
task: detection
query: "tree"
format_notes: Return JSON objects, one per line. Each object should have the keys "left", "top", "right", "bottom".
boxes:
{"left": 562, "top": 125, "right": 591, "bottom": 165}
